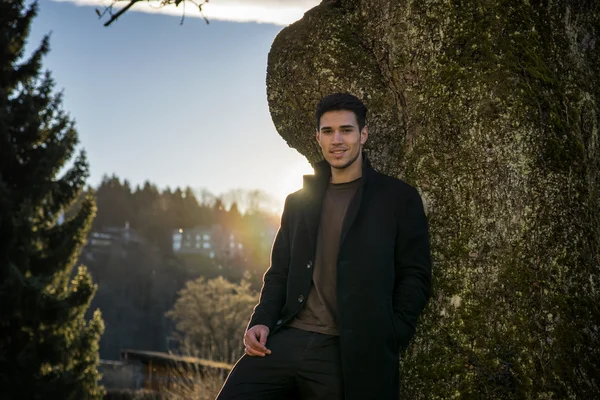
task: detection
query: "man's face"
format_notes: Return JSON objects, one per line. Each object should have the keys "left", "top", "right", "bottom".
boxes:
{"left": 316, "top": 110, "right": 368, "bottom": 170}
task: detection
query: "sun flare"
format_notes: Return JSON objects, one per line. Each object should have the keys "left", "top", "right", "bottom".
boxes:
{"left": 274, "top": 160, "right": 314, "bottom": 210}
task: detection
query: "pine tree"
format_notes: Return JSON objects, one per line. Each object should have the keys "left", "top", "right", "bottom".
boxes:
{"left": 93, "top": 174, "right": 134, "bottom": 230}
{"left": 0, "top": 2, "right": 104, "bottom": 399}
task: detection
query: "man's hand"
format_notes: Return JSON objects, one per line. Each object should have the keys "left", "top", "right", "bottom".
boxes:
{"left": 243, "top": 324, "right": 272, "bottom": 357}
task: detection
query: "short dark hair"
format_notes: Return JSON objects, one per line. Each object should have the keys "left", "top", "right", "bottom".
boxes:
{"left": 315, "top": 93, "right": 368, "bottom": 131}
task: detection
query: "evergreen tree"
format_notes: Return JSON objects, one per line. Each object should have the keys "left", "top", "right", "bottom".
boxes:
{"left": 93, "top": 174, "right": 133, "bottom": 230}
{"left": 0, "top": 2, "right": 104, "bottom": 399}
{"left": 182, "top": 186, "right": 202, "bottom": 227}
{"left": 227, "top": 201, "right": 242, "bottom": 231}
{"left": 131, "top": 180, "right": 160, "bottom": 232}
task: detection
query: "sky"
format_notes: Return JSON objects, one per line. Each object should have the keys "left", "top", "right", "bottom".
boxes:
{"left": 27, "top": 0, "right": 319, "bottom": 211}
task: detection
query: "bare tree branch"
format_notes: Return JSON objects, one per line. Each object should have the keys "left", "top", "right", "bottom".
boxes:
{"left": 98, "top": 0, "right": 210, "bottom": 27}
{"left": 102, "top": 0, "right": 140, "bottom": 26}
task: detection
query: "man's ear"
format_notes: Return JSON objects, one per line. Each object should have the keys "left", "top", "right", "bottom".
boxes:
{"left": 315, "top": 129, "right": 320, "bottom": 145}
{"left": 360, "top": 126, "right": 369, "bottom": 145}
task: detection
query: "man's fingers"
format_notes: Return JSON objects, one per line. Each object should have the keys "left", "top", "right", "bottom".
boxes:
{"left": 245, "top": 331, "right": 261, "bottom": 347}
{"left": 258, "top": 332, "right": 267, "bottom": 346}
{"left": 245, "top": 346, "right": 266, "bottom": 357}
{"left": 243, "top": 326, "right": 272, "bottom": 356}
{"left": 248, "top": 339, "right": 270, "bottom": 354}
{"left": 246, "top": 331, "right": 267, "bottom": 350}
{"left": 256, "top": 332, "right": 272, "bottom": 354}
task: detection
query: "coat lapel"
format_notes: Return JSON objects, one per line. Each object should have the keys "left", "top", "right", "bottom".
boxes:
{"left": 302, "top": 160, "right": 330, "bottom": 258}
{"left": 339, "top": 153, "right": 372, "bottom": 247}
{"left": 302, "top": 152, "right": 374, "bottom": 257}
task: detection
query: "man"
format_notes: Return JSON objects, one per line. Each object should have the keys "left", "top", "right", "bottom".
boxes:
{"left": 216, "top": 93, "right": 432, "bottom": 400}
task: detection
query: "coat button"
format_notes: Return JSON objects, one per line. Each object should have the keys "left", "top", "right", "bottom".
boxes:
{"left": 276, "top": 319, "right": 283, "bottom": 325}
{"left": 307, "top": 261, "right": 312, "bottom": 268}
{"left": 297, "top": 295, "right": 304, "bottom": 303}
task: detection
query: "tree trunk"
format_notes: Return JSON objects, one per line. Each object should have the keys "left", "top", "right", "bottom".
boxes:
{"left": 266, "top": 1, "right": 600, "bottom": 397}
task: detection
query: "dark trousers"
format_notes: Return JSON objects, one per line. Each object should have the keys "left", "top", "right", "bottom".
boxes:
{"left": 215, "top": 326, "right": 344, "bottom": 400}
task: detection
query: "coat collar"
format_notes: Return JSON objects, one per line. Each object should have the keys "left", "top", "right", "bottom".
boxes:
{"left": 303, "top": 151, "right": 373, "bottom": 191}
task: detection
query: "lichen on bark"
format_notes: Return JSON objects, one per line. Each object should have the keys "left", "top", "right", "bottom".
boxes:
{"left": 266, "top": 0, "right": 600, "bottom": 398}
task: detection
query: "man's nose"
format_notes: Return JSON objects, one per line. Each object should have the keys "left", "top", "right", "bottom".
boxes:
{"left": 332, "top": 130, "right": 343, "bottom": 143}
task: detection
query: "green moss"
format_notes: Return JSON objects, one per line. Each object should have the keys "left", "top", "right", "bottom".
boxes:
{"left": 266, "top": 0, "right": 600, "bottom": 398}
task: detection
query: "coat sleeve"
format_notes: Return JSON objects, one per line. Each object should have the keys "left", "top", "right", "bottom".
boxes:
{"left": 392, "top": 186, "right": 432, "bottom": 352}
{"left": 246, "top": 195, "right": 292, "bottom": 332}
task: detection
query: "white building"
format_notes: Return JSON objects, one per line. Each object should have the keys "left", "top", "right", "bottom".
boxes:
{"left": 172, "top": 224, "right": 243, "bottom": 259}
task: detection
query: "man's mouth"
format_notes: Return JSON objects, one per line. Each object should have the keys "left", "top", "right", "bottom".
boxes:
{"left": 330, "top": 149, "right": 347, "bottom": 157}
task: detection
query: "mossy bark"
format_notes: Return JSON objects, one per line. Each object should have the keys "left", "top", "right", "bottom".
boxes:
{"left": 266, "top": 0, "right": 600, "bottom": 398}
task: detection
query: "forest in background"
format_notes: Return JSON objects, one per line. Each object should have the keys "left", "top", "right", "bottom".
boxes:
{"left": 70, "top": 175, "right": 281, "bottom": 360}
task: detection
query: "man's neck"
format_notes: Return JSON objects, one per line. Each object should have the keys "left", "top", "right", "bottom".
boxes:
{"left": 330, "top": 156, "right": 363, "bottom": 184}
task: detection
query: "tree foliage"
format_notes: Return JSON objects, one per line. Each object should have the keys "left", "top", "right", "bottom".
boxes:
{"left": 167, "top": 274, "right": 258, "bottom": 364}
{"left": 83, "top": 175, "right": 279, "bottom": 266}
{"left": 0, "top": 1, "right": 103, "bottom": 398}
{"left": 68, "top": 175, "right": 280, "bottom": 360}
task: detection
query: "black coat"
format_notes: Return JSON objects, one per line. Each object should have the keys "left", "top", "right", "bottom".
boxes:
{"left": 248, "top": 154, "right": 432, "bottom": 400}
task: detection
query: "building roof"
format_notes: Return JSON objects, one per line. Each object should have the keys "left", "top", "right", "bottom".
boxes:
{"left": 120, "top": 349, "right": 232, "bottom": 371}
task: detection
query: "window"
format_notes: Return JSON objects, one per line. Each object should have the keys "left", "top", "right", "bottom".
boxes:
{"left": 203, "top": 242, "right": 211, "bottom": 249}
{"left": 172, "top": 239, "right": 181, "bottom": 252}
{"left": 203, "top": 234, "right": 210, "bottom": 241}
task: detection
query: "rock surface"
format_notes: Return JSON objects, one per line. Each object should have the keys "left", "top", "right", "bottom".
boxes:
{"left": 266, "top": 0, "right": 600, "bottom": 397}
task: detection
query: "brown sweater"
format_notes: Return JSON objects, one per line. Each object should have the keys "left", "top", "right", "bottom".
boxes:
{"left": 287, "top": 177, "right": 362, "bottom": 335}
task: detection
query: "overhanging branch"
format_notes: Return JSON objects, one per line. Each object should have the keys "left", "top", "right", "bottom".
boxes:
{"left": 98, "top": 0, "right": 210, "bottom": 27}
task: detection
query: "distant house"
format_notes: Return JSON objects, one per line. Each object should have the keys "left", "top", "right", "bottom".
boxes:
{"left": 172, "top": 224, "right": 244, "bottom": 259}
{"left": 82, "top": 222, "right": 146, "bottom": 261}
{"left": 86, "top": 222, "right": 144, "bottom": 247}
